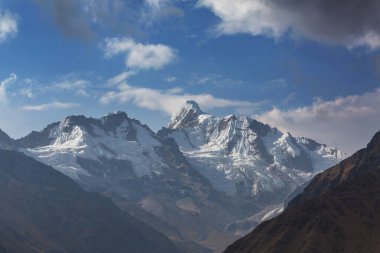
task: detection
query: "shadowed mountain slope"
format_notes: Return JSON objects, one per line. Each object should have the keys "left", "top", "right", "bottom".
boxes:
{"left": 0, "top": 149, "right": 179, "bottom": 253}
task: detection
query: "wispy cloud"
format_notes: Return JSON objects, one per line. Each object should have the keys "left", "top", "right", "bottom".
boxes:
{"left": 18, "top": 88, "right": 35, "bottom": 99}
{"left": 103, "top": 37, "right": 177, "bottom": 70}
{"left": 261, "top": 78, "right": 287, "bottom": 91}
{"left": 191, "top": 73, "right": 244, "bottom": 87}
{"left": 55, "top": 79, "right": 89, "bottom": 97}
{"left": 55, "top": 79, "right": 88, "bottom": 90}
{"left": 22, "top": 101, "right": 79, "bottom": 111}
{"left": 198, "top": 0, "right": 380, "bottom": 49}
{"left": 0, "top": 73, "right": 17, "bottom": 104}
{"left": 107, "top": 71, "right": 136, "bottom": 86}
{"left": 0, "top": 10, "right": 17, "bottom": 43}
{"left": 257, "top": 88, "right": 380, "bottom": 154}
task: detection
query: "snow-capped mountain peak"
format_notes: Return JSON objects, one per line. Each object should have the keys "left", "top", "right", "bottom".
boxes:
{"left": 168, "top": 100, "right": 208, "bottom": 129}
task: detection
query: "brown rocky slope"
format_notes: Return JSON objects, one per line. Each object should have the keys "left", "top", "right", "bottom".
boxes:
{"left": 225, "top": 131, "right": 380, "bottom": 253}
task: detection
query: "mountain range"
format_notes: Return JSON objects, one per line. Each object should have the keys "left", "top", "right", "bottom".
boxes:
{"left": 0, "top": 101, "right": 345, "bottom": 252}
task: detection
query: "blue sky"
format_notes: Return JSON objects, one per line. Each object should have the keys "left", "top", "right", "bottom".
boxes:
{"left": 1, "top": 0, "right": 380, "bottom": 154}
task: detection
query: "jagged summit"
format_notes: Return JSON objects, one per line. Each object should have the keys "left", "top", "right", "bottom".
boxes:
{"left": 168, "top": 100, "right": 208, "bottom": 129}
{"left": 53, "top": 112, "right": 144, "bottom": 140}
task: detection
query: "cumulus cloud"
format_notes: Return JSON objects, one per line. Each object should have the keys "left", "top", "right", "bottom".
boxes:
{"left": 100, "top": 75, "right": 259, "bottom": 115}
{"left": 0, "top": 10, "right": 17, "bottom": 43}
{"left": 198, "top": 0, "right": 380, "bottom": 49}
{"left": 22, "top": 101, "right": 79, "bottom": 111}
{"left": 256, "top": 88, "right": 380, "bottom": 154}
{"left": 0, "top": 73, "right": 17, "bottom": 104}
{"left": 104, "top": 37, "right": 177, "bottom": 70}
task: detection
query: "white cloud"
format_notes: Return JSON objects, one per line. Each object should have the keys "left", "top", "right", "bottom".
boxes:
{"left": 0, "top": 73, "right": 17, "bottom": 103}
{"left": 198, "top": 0, "right": 286, "bottom": 37}
{"left": 256, "top": 88, "right": 380, "bottom": 154}
{"left": 22, "top": 102, "right": 79, "bottom": 111}
{"left": 198, "top": 0, "right": 380, "bottom": 49}
{"left": 100, "top": 81, "right": 259, "bottom": 115}
{"left": 104, "top": 37, "right": 177, "bottom": 70}
{"left": 0, "top": 10, "right": 17, "bottom": 43}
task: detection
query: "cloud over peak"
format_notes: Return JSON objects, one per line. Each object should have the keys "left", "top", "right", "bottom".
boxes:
{"left": 199, "top": 0, "right": 380, "bottom": 49}
{"left": 100, "top": 73, "right": 259, "bottom": 115}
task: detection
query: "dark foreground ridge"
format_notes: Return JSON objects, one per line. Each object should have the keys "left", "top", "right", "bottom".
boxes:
{"left": 0, "top": 149, "right": 179, "bottom": 253}
{"left": 225, "top": 131, "right": 380, "bottom": 253}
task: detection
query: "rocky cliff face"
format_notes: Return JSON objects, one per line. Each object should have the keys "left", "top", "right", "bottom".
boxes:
{"left": 224, "top": 131, "right": 380, "bottom": 253}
